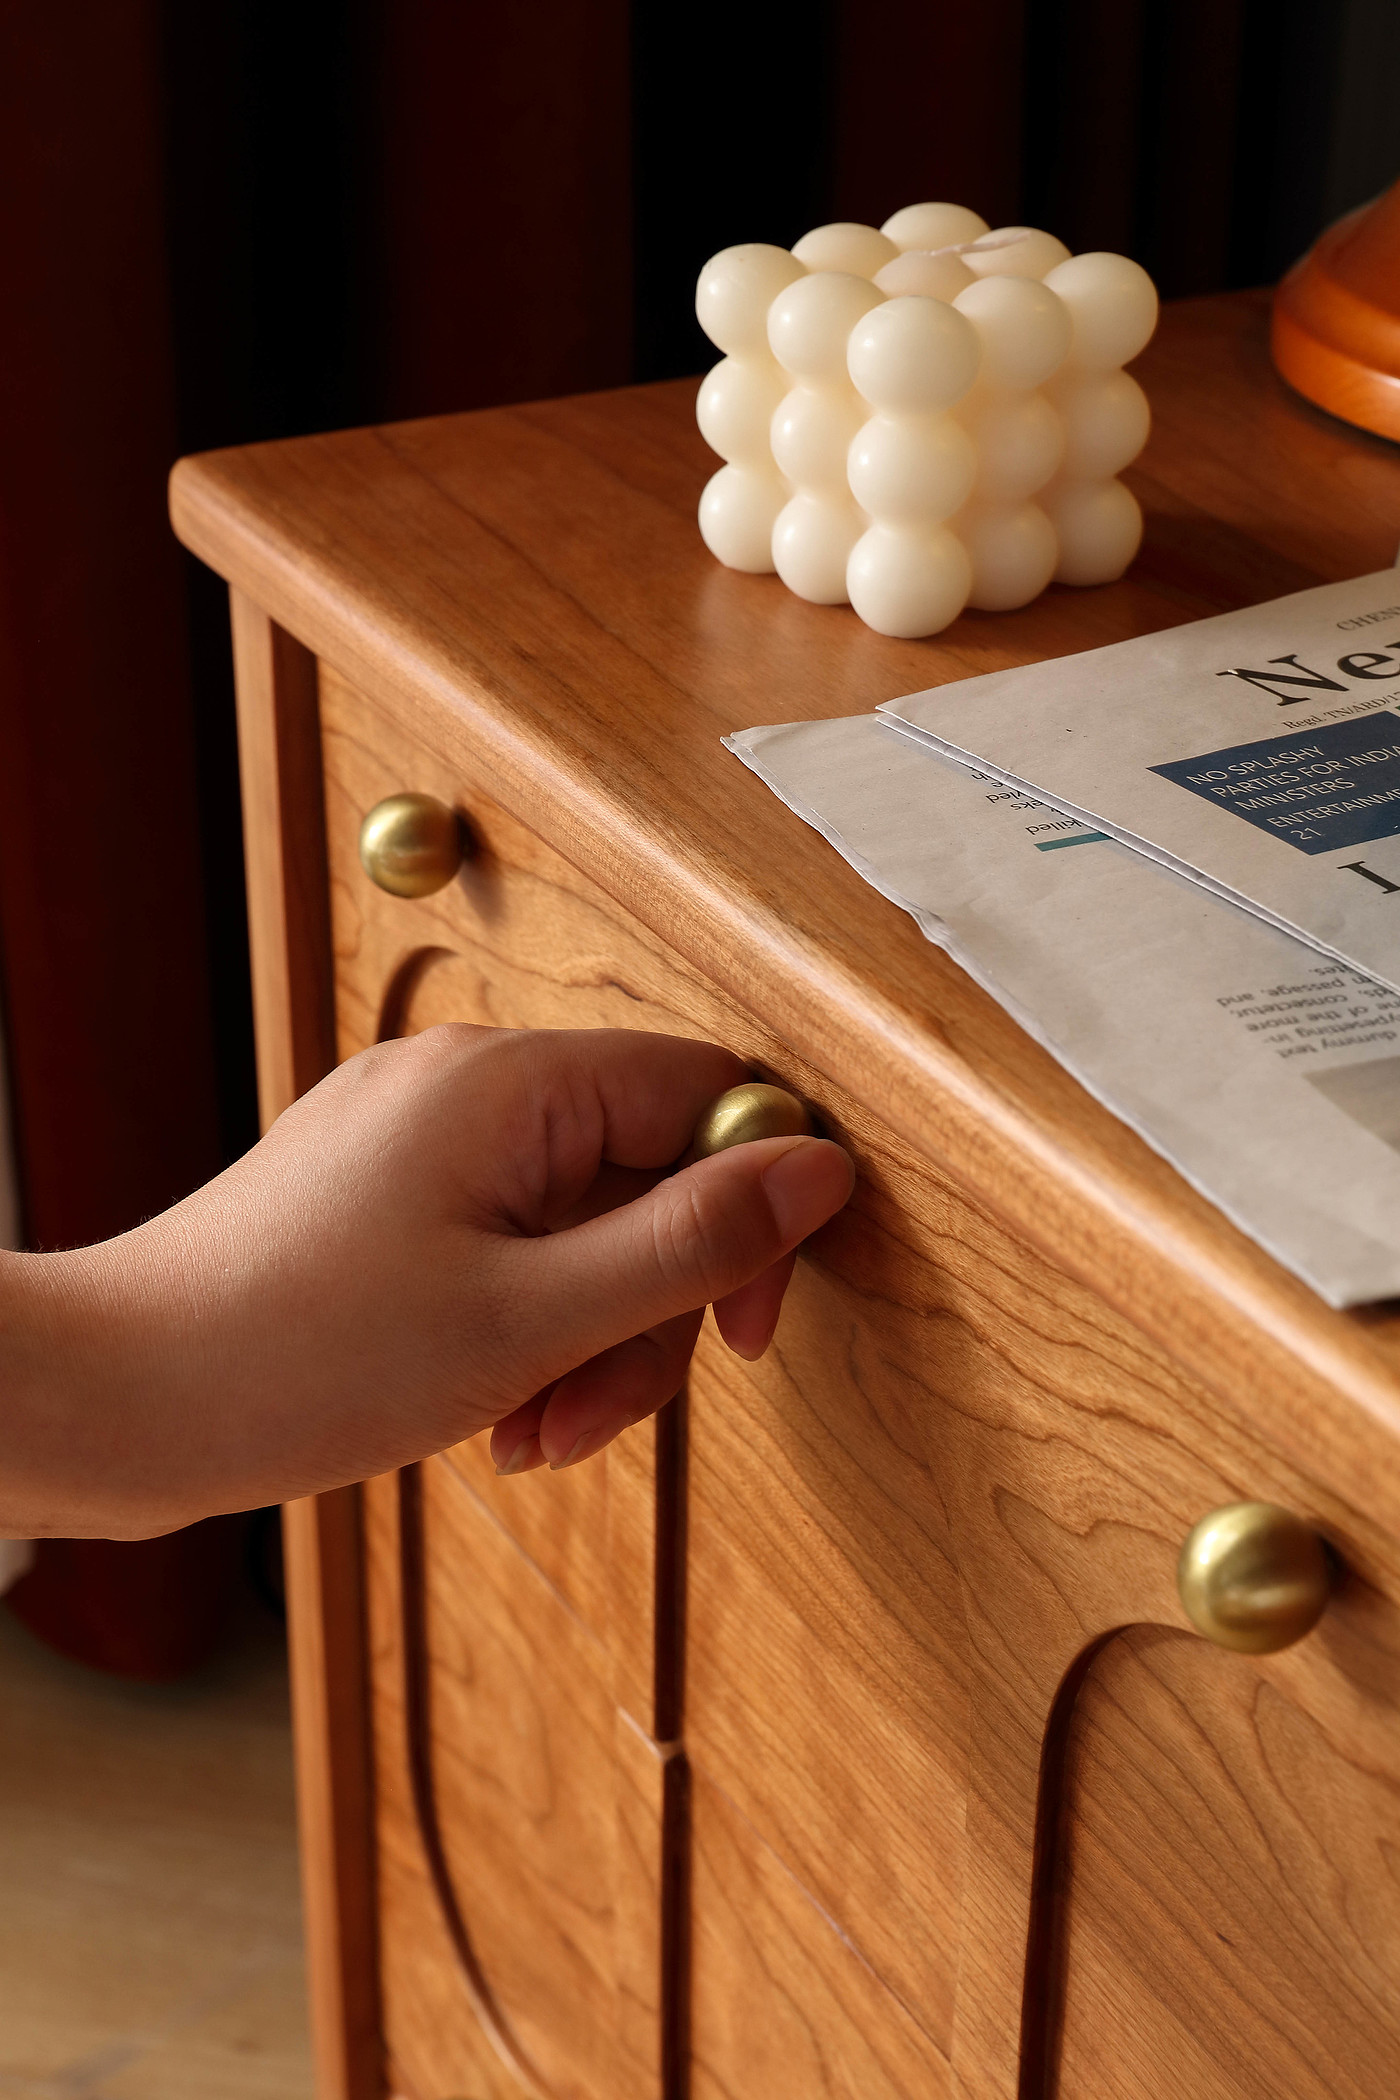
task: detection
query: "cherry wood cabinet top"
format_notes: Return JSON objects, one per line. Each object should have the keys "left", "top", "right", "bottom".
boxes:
{"left": 171, "top": 290, "right": 1400, "bottom": 1531}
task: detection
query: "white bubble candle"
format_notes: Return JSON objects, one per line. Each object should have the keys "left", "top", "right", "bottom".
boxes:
{"left": 695, "top": 204, "right": 1158, "bottom": 638}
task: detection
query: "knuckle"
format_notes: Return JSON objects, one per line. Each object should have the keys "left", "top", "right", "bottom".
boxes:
{"left": 405, "top": 1021, "right": 490, "bottom": 1067}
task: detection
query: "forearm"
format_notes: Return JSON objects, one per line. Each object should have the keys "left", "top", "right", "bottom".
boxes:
{"left": 0, "top": 1210, "right": 352, "bottom": 1541}
{"left": 0, "top": 1029, "right": 854, "bottom": 1537}
{"left": 0, "top": 1201, "right": 456, "bottom": 1541}
{"left": 0, "top": 1241, "right": 164, "bottom": 1539}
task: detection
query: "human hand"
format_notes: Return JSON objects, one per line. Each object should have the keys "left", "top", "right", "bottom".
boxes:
{"left": 7, "top": 1027, "right": 853, "bottom": 1536}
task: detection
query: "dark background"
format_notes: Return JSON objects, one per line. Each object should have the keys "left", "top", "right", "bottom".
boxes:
{"left": 1, "top": 0, "right": 1396, "bottom": 1665}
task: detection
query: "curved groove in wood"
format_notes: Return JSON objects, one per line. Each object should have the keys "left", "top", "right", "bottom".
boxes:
{"left": 397, "top": 1463, "right": 554, "bottom": 2100}
{"left": 376, "top": 945, "right": 457, "bottom": 1044}
{"left": 1017, "top": 1626, "right": 1123, "bottom": 2100}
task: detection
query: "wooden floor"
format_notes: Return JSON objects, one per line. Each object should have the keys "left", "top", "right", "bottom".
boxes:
{"left": 0, "top": 1594, "right": 313, "bottom": 2100}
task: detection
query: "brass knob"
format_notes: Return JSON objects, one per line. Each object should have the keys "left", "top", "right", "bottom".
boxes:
{"left": 358, "top": 793, "right": 466, "bottom": 898}
{"left": 1177, "top": 1502, "right": 1331, "bottom": 1654}
{"left": 692, "top": 1081, "right": 813, "bottom": 1157}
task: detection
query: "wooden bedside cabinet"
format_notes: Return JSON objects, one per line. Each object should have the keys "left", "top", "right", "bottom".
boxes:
{"left": 172, "top": 293, "right": 1400, "bottom": 2100}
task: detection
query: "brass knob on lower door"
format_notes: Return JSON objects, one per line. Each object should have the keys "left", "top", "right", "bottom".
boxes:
{"left": 359, "top": 793, "right": 466, "bottom": 898}
{"left": 1177, "top": 1502, "right": 1331, "bottom": 1654}
{"left": 692, "top": 1082, "right": 813, "bottom": 1157}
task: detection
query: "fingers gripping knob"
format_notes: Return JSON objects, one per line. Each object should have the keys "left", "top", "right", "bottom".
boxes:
{"left": 692, "top": 1082, "right": 814, "bottom": 1158}
{"left": 358, "top": 793, "right": 466, "bottom": 898}
{"left": 1176, "top": 1502, "right": 1332, "bottom": 1654}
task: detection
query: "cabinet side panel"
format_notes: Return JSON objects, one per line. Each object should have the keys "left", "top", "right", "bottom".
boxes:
{"left": 230, "top": 602, "right": 371, "bottom": 2098}
{"left": 229, "top": 590, "right": 335, "bottom": 1122}
{"left": 283, "top": 1493, "right": 382, "bottom": 2100}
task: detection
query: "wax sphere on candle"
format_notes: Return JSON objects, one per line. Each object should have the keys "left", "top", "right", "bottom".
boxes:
{"left": 958, "top": 501, "right": 1059, "bottom": 610}
{"left": 1042, "top": 477, "right": 1143, "bottom": 585}
{"left": 953, "top": 277, "right": 1071, "bottom": 391}
{"left": 773, "top": 492, "right": 867, "bottom": 603}
{"left": 699, "top": 465, "right": 788, "bottom": 572}
{"left": 768, "top": 271, "right": 886, "bottom": 380}
{"left": 881, "top": 202, "right": 989, "bottom": 252}
{"left": 847, "top": 413, "right": 977, "bottom": 522}
{"left": 1048, "top": 369, "right": 1151, "bottom": 478}
{"left": 960, "top": 389, "right": 1065, "bottom": 501}
{"left": 696, "top": 244, "right": 806, "bottom": 355}
{"left": 963, "top": 227, "right": 1072, "bottom": 280}
{"left": 792, "top": 222, "right": 899, "bottom": 277}
{"left": 772, "top": 386, "right": 868, "bottom": 495}
{"left": 847, "top": 523, "right": 972, "bottom": 637}
{"left": 697, "top": 356, "right": 789, "bottom": 461}
{"left": 873, "top": 250, "right": 975, "bottom": 300}
{"left": 694, "top": 208, "right": 1156, "bottom": 627}
{"left": 1043, "top": 253, "right": 1158, "bottom": 369}
{"left": 847, "top": 297, "right": 981, "bottom": 415}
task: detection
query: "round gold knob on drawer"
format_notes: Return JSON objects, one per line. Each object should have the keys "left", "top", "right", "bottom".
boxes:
{"left": 1177, "top": 1502, "right": 1331, "bottom": 1654}
{"left": 358, "top": 793, "right": 465, "bottom": 898}
{"left": 692, "top": 1081, "right": 814, "bottom": 1158}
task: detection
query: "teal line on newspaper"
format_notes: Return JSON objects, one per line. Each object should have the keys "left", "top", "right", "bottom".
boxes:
{"left": 1034, "top": 832, "right": 1108, "bottom": 851}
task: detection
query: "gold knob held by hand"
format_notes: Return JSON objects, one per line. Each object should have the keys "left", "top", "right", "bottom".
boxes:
{"left": 1177, "top": 1502, "right": 1331, "bottom": 1654}
{"left": 358, "top": 793, "right": 466, "bottom": 898}
{"left": 692, "top": 1082, "right": 813, "bottom": 1158}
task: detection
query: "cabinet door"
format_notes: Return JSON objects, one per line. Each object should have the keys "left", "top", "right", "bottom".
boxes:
{"left": 320, "top": 661, "right": 975, "bottom": 2096}
{"left": 323, "top": 668, "right": 690, "bottom": 2100}
{"left": 364, "top": 1443, "right": 686, "bottom": 2100}
{"left": 944, "top": 1317, "right": 1400, "bottom": 2100}
{"left": 1050, "top": 1615, "right": 1400, "bottom": 2098}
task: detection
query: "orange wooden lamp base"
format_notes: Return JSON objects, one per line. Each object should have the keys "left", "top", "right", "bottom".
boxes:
{"left": 1272, "top": 177, "right": 1400, "bottom": 442}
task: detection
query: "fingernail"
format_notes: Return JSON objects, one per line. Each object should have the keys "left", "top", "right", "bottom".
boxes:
{"left": 495, "top": 1434, "right": 540, "bottom": 1476}
{"left": 549, "top": 1429, "right": 611, "bottom": 1471}
{"left": 731, "top": 1321, "right": 778, "bottom": 1363}
{"left": 761, "top": 1139, "right": 855, "bottom": 1245}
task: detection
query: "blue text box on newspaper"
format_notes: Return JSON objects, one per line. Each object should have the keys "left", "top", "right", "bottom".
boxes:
{"left": 1150, "top": 712, "right": 1400, "bottom": 855}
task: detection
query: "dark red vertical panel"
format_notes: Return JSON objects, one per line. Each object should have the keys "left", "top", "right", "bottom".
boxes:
{"left": 831, "top": 0, "right": 1027, "bottom": 233}
{"left": 1140, "top": 0, "right": 1248, "bottom": 294}
{"left": 1022, "top": 0, "right": 1149, "bottom": 256}
{"left": 370, "top": 0, "right": 634, "bottom": 419}
{"left": 0, "top": 1, "right": 220, "bottom": 1250}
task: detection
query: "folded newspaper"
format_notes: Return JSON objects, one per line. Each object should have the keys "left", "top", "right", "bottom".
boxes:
{"left": 878, "top": 570, "right": 1400, "bottom": 996}
{"left": 725, "top": 712, "right": 1400, "bottom": 1307}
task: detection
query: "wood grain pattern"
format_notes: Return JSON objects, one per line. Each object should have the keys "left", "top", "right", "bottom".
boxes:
{"left": 281, "top": 1492, "right": 381, "bottom": 2100}
{"left": 173, "top": 301, "right": 1400, "bottom": 1562}
{"left": 322, "top": 678, "right": 693, "bottom": 2097}
{"left": 230, "top": 594, "right": 377, "bottom": 2100}
{"left": 228, "top": 592, "right": 336, "bottom": 1123}
{"left": 613, "top": 1711, "right": 687, "bottom": 2100}
{"left": 1053, "top": 1621, "right": 1400, "bottom": 2097}
{"left": 364, "top": 1466, "right": 528, "bottom": 2100}
{"left": 366, "top": 1450, "right": 681, "bottom": 2100}
{"left": 395, "top": 1463, "right": 552, "bottom": 2100}
{"left": 688, "top": 1768, "right": 952, "bottom": 2100}
{"left": 684, "top": 1283, "right": 969, "bottom": 2055}
{"left": 317, "top": 647, "right": 1400, "bottom": 2099}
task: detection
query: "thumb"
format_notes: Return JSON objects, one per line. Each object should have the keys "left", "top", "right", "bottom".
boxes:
{"left": 503, "top": 1134, "right": 854, "bottom": 1392}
